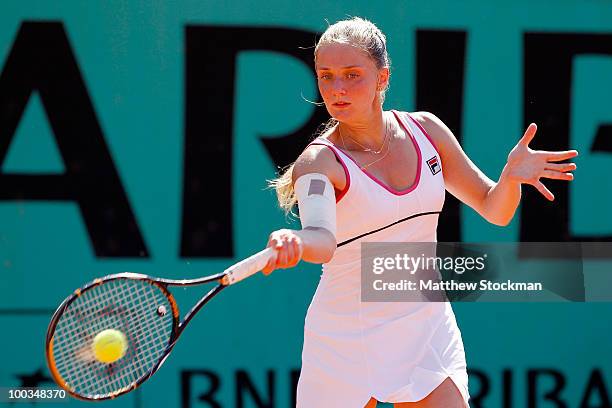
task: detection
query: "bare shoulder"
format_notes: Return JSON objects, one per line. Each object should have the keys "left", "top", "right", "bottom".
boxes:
{"left": 292, "top": 143, "right": 346, "bottom": 191}
{"left": 409, "top": 111, "right": 460, "bottom": 151}
{"left": 410, "top": 111, "right": 442, "bottom": 127}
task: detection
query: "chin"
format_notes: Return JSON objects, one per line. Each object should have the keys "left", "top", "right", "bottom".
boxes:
{"left": 328, "top": 107, "right": 354, "bottom": 121}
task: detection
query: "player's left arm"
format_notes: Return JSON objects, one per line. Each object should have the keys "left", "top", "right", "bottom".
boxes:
{"left": 413, "top": 112, "right": 578, "bottom": 226}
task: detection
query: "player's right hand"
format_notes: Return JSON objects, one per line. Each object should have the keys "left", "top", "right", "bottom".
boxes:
{"left": 262, "top": 229, "right": 304, "bottom": 275}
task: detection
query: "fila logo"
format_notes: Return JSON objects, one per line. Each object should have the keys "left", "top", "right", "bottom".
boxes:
{"left": 427, "top": 156, "right": 441, "bottom": 175}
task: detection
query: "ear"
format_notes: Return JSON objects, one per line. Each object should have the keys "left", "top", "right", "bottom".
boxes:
{"left": 377, "top": 67, "right": 390, "bottom": 91}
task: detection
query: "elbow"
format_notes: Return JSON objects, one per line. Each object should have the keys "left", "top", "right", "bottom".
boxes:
{"left": 486, "top": 213, "right": 513, "bottom": 227}
{"left": 300, "top": 227, "right": 337, "bottom": 264}
{"left": 479, "top": 198, "right": 515, "bottom": 227}
{"left": 478, "top": 204, "right": 514, "bottom": 226}
{"left": 319, "top": 230, "right": 337, "bottom": 263}
{"left": 320, "top": 251, "right": 335, "bottom": 264}
{"left": 491, "top": 218, "right": 511, "bottom": 227}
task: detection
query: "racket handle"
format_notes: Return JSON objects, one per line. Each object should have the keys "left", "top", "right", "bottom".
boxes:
{"left": 221, "top": 247, "right": 275, "bottom": 285}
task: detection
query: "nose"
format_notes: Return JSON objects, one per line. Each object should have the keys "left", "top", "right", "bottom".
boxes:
{"left": 331, "top": 78, "right": 346, "bottom": 96}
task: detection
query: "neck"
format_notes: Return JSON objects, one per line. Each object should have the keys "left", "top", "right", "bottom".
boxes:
{"left": 337, "top": 108, "right": 387, "bottom": 151}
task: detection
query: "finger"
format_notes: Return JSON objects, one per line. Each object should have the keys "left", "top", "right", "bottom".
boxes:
{"left": 276, "top": 241, "right": 289, "bottom": 268}
{"left": 534, "top": 180, "right": 554, "bottom": 201}
{"left": 262, "top": 252, "right": 278, "bottom": 275}
{"left": 544, "top": 162, "right": 576, "bottom": 172}
{"left": 519, "top": 123, "right": 538, "bottom": 146}
{"left": 269, "top": 236, "right": 279, "bottom": 249}
{"left": 296, "top": 237, "right": 304, "bottom": 260}
{"left": 274, "top": 237, "right": 283, "bottom": 249}
{"left": 288, "top": 238, "right": 301, "bottom": 267}
{"left": 284, "top": 239, "right": 295, "bottom": 268}
{"left": 540, "top": 170, "right": 574, "bottom": 181}
{"left": 542, "top": 150, "right": 579, "bottom": 162}
{"left": 294, "top": 237, "right": 303, "bottom": 261}
{"left": 284, "top": 240, "right": 296, "bottom": 267}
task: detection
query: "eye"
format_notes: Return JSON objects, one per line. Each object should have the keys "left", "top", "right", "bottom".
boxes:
{"left": 318, "top": 73, "right": 332, "bottom": 80}
{"left": 347, "top": 73, "right": 360, "bottom": 79}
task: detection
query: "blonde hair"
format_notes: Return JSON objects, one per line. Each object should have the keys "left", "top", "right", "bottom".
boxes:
{"left": 315, "top": 16, "right": 391, "bottom": 101}
{"left": 268, "top": 119, "right": 338, "bottom": 216}
{"left": 269, "top": 17, "right": 390, "bottom": 215}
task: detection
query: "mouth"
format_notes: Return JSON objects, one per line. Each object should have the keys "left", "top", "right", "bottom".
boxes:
{"left": 332, "top": 102, "right": 351, "bottom": 108}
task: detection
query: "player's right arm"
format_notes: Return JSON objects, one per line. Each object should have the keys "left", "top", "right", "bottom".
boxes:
{"left": 262, "top": 144, "right": 345, "bottom": 274}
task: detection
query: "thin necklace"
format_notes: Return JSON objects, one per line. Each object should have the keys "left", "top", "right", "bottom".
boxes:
{"left": 339, "top": 118, "right": 393, "bottom": 170}
{"left": 338, "top": 116, "right": 389, "bottom": 154}
{"left": 360, "top": 134, "right": 392, "bottom": 170}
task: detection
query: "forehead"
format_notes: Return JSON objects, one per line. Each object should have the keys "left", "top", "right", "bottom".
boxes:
{"left": 315, "top": 43, "right": 375, "bottom": 69}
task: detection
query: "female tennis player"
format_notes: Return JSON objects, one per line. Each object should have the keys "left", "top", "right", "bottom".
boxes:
{"left": 264, "top": 17, "right": 577, "bottom": 408}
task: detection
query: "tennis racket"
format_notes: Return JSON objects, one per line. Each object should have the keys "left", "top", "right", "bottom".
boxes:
{"left": 45, "top": 247, "right": 275, "bottom": 401}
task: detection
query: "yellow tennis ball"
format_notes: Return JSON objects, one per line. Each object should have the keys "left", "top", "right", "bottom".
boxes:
{"left": 92, "top": 329, "right": 128, "bottom": 364}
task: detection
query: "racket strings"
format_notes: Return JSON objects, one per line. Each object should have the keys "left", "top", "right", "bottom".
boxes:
{"left": 54, "top": 281, "right": 141, "bottom": 393}
{"left": 50, "top": 278, "right": 174, "bottom": 398}
{"left": 71, "top": 280, "right": 170, "bottom": 393}
{"left": 56, "top": 283, "right": 150, "bottom": 391}
{"left": 54, "top": 280, "right": 171, "bottom": 395}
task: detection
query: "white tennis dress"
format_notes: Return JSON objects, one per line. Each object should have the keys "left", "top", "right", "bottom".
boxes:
{"left": 296, "top": 110, "right": 469, "bottom": 407}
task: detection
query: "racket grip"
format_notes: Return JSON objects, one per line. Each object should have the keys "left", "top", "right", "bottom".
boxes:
{"left": 221, "top": 247, "right": 275, "bottom": 285}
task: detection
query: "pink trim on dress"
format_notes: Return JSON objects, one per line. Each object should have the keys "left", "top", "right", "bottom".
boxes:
{"left": 405, "top": 112, "right": 442, "bottom": 157}
{"left": 307, "top": 140, "right": 351, "bottom": 203}
{"left": 356, "top": 109, "right": 422, "bottom": 195}
{"left": 311, "top": 111, "right": 423, "bottom": 197}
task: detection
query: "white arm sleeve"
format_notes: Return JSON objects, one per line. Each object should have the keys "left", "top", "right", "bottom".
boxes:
{"left": 294, "top": 173, "right": 337, "bottom": 238}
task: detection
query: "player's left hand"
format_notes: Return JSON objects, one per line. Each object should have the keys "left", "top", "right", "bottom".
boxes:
{"left": 503, "top": 123, "right": 578, "bottom": 201}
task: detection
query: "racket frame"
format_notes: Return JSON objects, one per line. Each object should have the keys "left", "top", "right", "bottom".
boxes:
{"left": 45, "top": 272, "right": 228, "bottom": 401}
{"left": 45, "top": 247, "right": 273, "bottom": 400}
